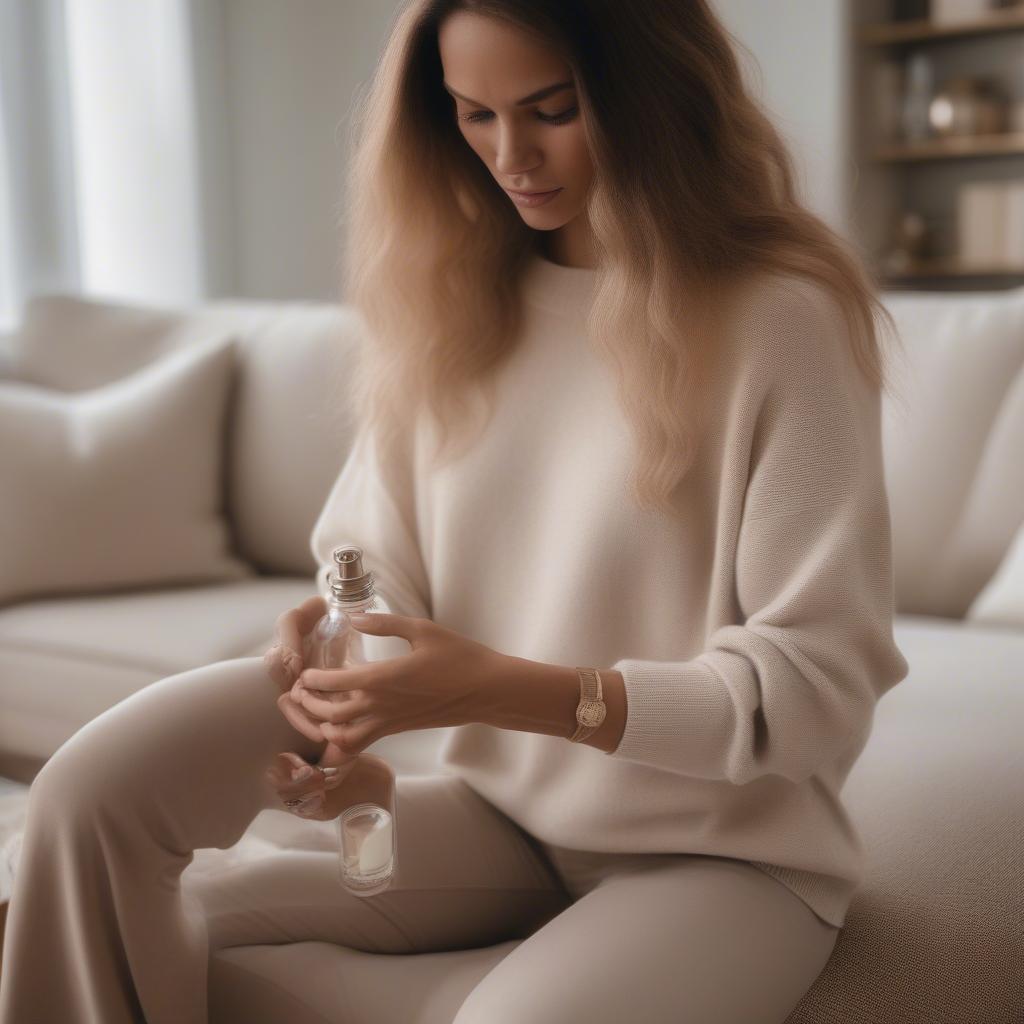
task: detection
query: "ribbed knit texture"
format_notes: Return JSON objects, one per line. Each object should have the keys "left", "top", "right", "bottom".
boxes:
{"left": 309, "top": 253, "right": 910, "bottom": 929}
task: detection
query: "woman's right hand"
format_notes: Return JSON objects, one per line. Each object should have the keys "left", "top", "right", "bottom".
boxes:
{"left": 263, "top": 593, "right": 361, "bottom": 818}
{"left": 263, "top": 594, "right": 327, "bottom": 695}
{"left": 264, "top": 594, "right": 337, "bottom": 745}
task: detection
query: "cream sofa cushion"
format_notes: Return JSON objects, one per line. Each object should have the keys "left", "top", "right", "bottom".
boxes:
{"left": 0, "top": 337, "right": 252, "bottom": 608}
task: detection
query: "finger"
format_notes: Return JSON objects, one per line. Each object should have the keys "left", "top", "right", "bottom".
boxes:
{"left": 345, "top": 611, "right": 425, "bottom": 642}
{"left": 265, "top": 751, "right": 308, "bottom": 784}
{"left": 272, "top": 759, "right": 326, "bottom": 794}
{"left": 296, "top": 690, "right": 371, "bottom": 723}
{"left": 321, "top": 716, "right": 381, "bottom": 753}
{"left": 275, "top": 596, "right": 328, "bottom": 661}
{"left": 298, "top": 667, "right": 364, "bottom": 693}
{"left": 262, "top": 643, "right": 299, "bottom": 692}
{"left": 268, "top": 774, "right": 325, "bottom": 802}
{"left": 279, "top": 751, "right": 311, "bottom": 770}
{"left": 264, "top": 754, "right": 331, "bottom": 802}
{"left": 276, "top": 691, "right": 329, "bottom": 744}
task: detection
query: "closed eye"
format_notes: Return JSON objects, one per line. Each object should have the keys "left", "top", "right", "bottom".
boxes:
{"left": 460, "top": 106, "right": 579, "bottom": 126}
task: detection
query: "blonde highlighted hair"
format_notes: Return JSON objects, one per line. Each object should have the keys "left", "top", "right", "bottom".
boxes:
{"left": 339, "top": 0, "right": 904, "bottom": 517}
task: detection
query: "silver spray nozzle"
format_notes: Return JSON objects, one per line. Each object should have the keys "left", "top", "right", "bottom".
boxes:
{"left": 327, "top": 545, "right": 375, "bottom": 603}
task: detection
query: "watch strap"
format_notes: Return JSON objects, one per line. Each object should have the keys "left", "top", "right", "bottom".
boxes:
{"left": 569, "top": 667, "right": 605, "bottom": 743}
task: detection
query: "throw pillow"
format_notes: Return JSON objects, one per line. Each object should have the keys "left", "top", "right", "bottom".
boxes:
{"left": 0, "top": 337, "right": 253, "bottom": 607}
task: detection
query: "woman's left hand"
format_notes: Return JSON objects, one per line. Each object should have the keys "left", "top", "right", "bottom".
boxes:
{"left": 289, "top": 613, "right": 509, "bottom": 755}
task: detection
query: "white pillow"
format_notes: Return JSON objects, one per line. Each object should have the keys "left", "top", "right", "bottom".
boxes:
{"left": 966, "top": 523, "right": 1024, "bottom": 628}
{"left": 0, "top": 337, "right": 254, "bottom": 607}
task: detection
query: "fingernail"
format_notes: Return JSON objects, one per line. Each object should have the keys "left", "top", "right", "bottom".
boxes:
{"left": 292, "top": 765, "right": 314, "bottom": 781}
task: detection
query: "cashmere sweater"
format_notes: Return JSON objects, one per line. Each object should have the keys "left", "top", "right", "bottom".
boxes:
{"left": 309, "top": 252, "right": 910, "bottom": 929}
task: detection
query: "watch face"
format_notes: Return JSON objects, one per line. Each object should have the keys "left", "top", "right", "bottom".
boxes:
{"left": 577, "top": 701, "right": 606, "bottom": 728}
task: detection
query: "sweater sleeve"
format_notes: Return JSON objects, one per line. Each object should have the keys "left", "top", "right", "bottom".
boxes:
{"left": 309, "top": 420, "right": 431, "bottom": 622}
{"left": 606, "top": 280, "right": 909, "bottom": 785}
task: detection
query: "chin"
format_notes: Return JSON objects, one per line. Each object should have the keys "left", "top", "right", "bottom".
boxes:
{"left": 518, "top": 208, "right": 574, "bottom": 229}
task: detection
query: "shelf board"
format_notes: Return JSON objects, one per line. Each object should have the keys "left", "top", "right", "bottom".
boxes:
{"left": 872, "top": 131, "right": 1024, "bottom": 162}
{"left": 881, "top": 261, "right": 1024, "bottom": 280}
{"left": 860, "top": 7, "right": 1024, "bottom": 45}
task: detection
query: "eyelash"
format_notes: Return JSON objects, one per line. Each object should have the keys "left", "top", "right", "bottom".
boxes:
{"left": 460, "top": 106, "right": 579, "bottom": 126}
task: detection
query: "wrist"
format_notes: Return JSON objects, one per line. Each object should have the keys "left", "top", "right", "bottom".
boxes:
{"left": 480, "top": 656, "right": 627, "bottom": 753}
{"left": 481, "top": 656, "right": 579, "bottom": 740}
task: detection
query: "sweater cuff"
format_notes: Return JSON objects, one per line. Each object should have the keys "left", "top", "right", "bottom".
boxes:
{"left": 607, "top": 652, "right": 747, "bottom": 781}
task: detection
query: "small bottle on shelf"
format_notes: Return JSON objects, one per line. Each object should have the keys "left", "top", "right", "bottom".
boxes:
{"left": 902, "top": 51, "right": 934, "bottom": 143}
{"left": 305, "top": 545, "right": 398, "bottom": 897}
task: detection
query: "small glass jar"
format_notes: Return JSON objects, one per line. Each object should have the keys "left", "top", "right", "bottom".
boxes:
{"left": 334, "top": 754, "right": 398, "bottom": 896}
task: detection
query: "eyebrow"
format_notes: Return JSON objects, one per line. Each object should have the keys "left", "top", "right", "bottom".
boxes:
{"left": 442, "top": 79, "right": 574, "bottom": 107}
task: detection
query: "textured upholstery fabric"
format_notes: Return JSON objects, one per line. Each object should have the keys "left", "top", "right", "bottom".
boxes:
{"left": 783, "top": 614, "right": 1024, "bottom": 1022}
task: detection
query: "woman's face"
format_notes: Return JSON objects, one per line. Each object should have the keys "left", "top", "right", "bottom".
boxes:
{"left": 438, "top": 11, "right": 593, "bottom": 244}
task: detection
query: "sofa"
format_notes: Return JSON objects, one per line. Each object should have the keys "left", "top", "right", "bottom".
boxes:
{"left": 0, "top": 282, "right": 1022, "bottom": 1023}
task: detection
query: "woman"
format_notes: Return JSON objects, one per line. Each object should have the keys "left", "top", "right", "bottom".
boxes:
{"left": 0, "top": 1, "right": 910, "bottom": 1022}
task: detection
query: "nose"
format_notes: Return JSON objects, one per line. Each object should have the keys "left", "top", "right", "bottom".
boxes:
{"left": 493, "top": 120, "right": 541, "bottom": 178}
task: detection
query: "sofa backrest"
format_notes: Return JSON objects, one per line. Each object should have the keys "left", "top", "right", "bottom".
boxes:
{"left": 192, "top": 300, "right": 362, "bottom": 577}
{"left": 880, "top": 286, "right": 1024, "bottom": 618}
{"left": 8, "top": 284, "right": 1024, "bottom": 616}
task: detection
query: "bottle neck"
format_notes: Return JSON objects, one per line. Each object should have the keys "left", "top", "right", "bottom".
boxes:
{"left": 326, "top": 592, "right": 375, "bottom": 618}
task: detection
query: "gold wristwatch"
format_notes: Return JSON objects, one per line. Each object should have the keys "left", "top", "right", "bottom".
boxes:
{"left": 568, "top": 667, "right": 606, "bottom": 743}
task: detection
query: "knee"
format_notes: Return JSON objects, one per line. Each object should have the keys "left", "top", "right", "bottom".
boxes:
{"left": 29, "top": 724, "right": 143, "bottom": 835}
{"left": 452, "top": 985, "right": 572, "bottom": 1024}
{"left": 29, "top": 657, "right": 271, "bottom": 825}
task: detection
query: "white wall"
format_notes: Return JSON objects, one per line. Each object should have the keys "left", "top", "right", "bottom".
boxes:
{"left": 711, "top": 0, "right": 852, "bottom": 237}
{"left": 199, "top": 0, "right": 852, "bottom": 302}
{"left": 208, "top": 0, "right": 404, "bottom": 302}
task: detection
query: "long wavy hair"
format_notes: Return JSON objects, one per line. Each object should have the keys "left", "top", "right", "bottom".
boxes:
{"left": 339, "top": 0, "right": 905, "bottom": 517}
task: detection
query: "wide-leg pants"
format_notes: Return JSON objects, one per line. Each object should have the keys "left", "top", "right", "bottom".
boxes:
{"left": 0, "top": 656, "right": 840, "bottom": 1024}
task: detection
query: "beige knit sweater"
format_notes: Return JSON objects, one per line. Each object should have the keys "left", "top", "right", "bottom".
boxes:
{"left": 309, "top": 253, "right": 909, "bottom": 929}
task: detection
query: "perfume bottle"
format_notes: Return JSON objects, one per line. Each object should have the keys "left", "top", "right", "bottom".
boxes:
{"left": 305, "top": 545, "right": 398, "bottom": 898}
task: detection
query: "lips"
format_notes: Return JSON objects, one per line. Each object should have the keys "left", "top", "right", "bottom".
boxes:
{"left": 507, "top": 187, "right": 560, "bottom": 196}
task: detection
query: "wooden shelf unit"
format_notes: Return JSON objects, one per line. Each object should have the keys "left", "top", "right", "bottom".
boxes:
{"left": 852, "top": 4, "right": 1024, "bottom": 291}
{"left": 873, "top": 130, "right": 1024, "bottom": 162}
{"left": 881, "top": 259, "right": 1024, "bottom": 281}
{"left": 860, "top": 6, "right": 1024, "bottom": 46}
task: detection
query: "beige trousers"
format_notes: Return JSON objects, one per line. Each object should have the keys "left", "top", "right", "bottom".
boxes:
{"left": 0, "top": 656, "right": 839, "bottom": 1024}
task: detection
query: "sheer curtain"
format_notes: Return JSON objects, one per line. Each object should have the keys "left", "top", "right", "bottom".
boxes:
{"left": 0, "top": 0, "right": 79, "bottom": 332}
{"left": 0, "top": 0, "right": 218, "bottom": 333}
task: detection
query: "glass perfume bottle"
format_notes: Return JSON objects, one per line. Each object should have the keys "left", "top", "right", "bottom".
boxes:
{"left": 304, "top": 544, "right": 398, "bottom": 897}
